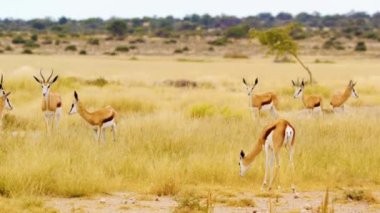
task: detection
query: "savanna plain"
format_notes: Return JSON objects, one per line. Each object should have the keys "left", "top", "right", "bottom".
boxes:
{"left": 0, "top": 54, "right": 380, "bottom": 212}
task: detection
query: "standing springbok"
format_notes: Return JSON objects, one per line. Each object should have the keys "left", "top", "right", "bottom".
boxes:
{"left": 292, "top": 80, "right": 323, "bottom": 115}
{"left": 33, "top": 69, "right": 62, "bottom": 133}
{"left": 330, "top": 80, "right": 358, "bottom": 112}
{"left": 0, "top": 92, "right": 13, "bottom": 128}
{"left": 69, "top": 91, "right": 117, "bottom": 142}
{"left": 239, "top": 119, "right": 296, "bottom": 194}
{"left": 242, "top": 78, "right": 279, "bottom": 119}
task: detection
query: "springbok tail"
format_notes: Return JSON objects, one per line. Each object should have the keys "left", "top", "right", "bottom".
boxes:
{"left": 285, "top": 123, "right": 296, "bottom": 147}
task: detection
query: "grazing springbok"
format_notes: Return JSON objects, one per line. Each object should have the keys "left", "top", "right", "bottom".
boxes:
{"left": 33, "top": 69, "right": 62, "bottom": 133}
{"left": 292, "top": 80, "right": 323, "bottom": 115}
{"left": 0, "top": 92, "right": 13, "bottom": 128}
{"left": 242, "top": 78, "right": 279, "bottom": 119}
{"left": 330, "top": 80, "right": 358, "bottom": 112}
{"left": 239, "top": 119, "right": 296, "bottom": 194}
{"left": 69, "top": 91, "right": 117, "bottom": 142}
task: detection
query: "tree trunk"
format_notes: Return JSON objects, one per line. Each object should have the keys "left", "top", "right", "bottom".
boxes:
{"left": 291, "top": 53, "right": 313, "bottom": 84}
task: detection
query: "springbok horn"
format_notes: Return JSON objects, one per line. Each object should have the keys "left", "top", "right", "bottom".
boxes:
{"left": 47, "top": 69, "right": 54, "bottom": 83}
{"left": 40, "top": 69, "right": 46, "bottom": 83}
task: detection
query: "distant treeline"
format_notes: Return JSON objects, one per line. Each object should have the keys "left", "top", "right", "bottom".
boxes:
{"left": 1, "top": 12, "right": 380, "bottom": 40}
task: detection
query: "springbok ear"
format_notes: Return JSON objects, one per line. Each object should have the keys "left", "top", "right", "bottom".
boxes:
{"left": 33, "top": 76, "right": 42, "bottom": 83}
{"left": 353, "top": 81, "right": 357, "bottom": 87}
{"left": 348, "top": 80, "right": 353, "bottom": 86}
{"left": 74, "top": 91, "right": 78, "bottom": 101}
{"left": 4, "top": 92, "right": 11, "bottom": 97}
{"left": 240, "top": 150, "right": 245, "bottom": 158}
{"left": 254, "top": 78, "right": 258, "bottom": 85}
{"left": 301, "top": 80, "right": 304, "bottom": 87}
{"left": 242, "top": 78, "right": 247, "bottom": 85}
{"left": 51, "top": 75, "right": 59, "bottom": 84}
{"left": 291, "top": 80, "right": 296, "bottom": 86}
{"left": 1, "top": 74, "right": 3, "bottom": 84}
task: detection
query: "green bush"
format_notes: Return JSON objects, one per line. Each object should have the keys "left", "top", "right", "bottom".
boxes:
{"left": 5, "top": 46, "right": 13, "bottom": 51}
{"left": 22, "top": 49, "right": 33, "bottom": 54}
{"left": 31, "top": 34, "right": 38, "bottom": 41}
{"left": 79, "top": 50, "right": 87, "bottom": 55}
{"left": 225, "top": 25, "right": 249, "bottom": 38}
{"left": 65, "top": 45, "right": 77, "bottom": 51}
{"left": 115, "top": 46, "right": 129, "bottom": 52}
{"left": 85, "top": 77, "right": 108, "bottom": 87}
{"left": 207, "top": 37, "right": 230, "bottom": 46}
{"left": 355, "top": 41, "right": 367, "bottom": 51}
{"left": 87, "top": 38, "right": 100, "bottom": 45}
{"left": 322, "top": 37, "right": 345, "bottom": 50}
{"left": 12, "top": 36, "right": 26, "bottom": 44}
{"left": 23, "top": 40, "right": 40, "bottom": 49}
{"left": 164, "top": 39, "right": 177, "bottom": 44}
{"left": 129, "top": 38, "right": 145, "bottom": 44}
{"left": 189, "top": 104, "right": 216, "bottom": 118}
{"left": 55, "top": 40, "right": 60, "bottom": 45}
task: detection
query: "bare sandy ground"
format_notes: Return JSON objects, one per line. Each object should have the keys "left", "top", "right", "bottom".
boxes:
{"left": 45, "top": 191, "right": 380, "bottom": 213}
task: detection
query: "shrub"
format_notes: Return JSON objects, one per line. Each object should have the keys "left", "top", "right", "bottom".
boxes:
{"left": 23, "top": 40, "right": 40, "bottom": 49}
{"left": 65, "top": 45, "right": 77, "bottom": 51}
{"left": 164, "top": 39, "right": 177, "bottom": 44}
{"left": 41, "top": 39, "right": 52, "bottom": 45}
{"left": 79, "top": 50, "right": 87, "bottom": 55}
{"left": 115, "top": 46, "right": 129, "bottom": 52}
{"left": 129, "top": 45, "right": 137, "bottom": 50}
{"left": 322, "top": 37, "right": 345, "bottom": 50}
{"left": 174, "top": 48, "right": 183, "bottom": 54}
{"left": 225, "top": 25, "right": 249, "bottom": 38}
{"left": 5, "top": 46, "right": 13, "bottom": 51}
{"left": 0, "top": 49, "right": 3, "bottom": 54}
{"left": 355, "top": 41, "right": 367, "bottom": 51}
{"left": 129, "top": 38, "right": 145, "bottom": 44}
{"left": 55, "top": 40, "right": 60, "bottom": 45}
{"left": 85, "top": 77, "right": 108, "bottom": 87}
{"left": 104, "top": 52, "right": 117, "bottom": 56}
{"left": 189, "top": 104, "right": 215, "bottom": 118}
{"left": 224, "top": 52, "right": 249, "bottom": 59}
{"left": 207, "top": 37, "right": 230, "bottom": 46}
{"left": 208, "top": 46, "right": 214, "bottom": 51}
{"left": 22, "top": 49, "right": 33, "bottom": 54}
{"left": 30, "top": 34, "right": 38, "bottom": 41}
{"left": 12, "top": 36, "right": 26, "bottom": 44}
{"left": 87, "top": 38, "right": 99, "bottom": 45}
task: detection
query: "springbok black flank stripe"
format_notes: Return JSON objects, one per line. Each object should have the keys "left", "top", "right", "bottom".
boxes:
{"left": 262, "top": 98, "right": 272, "bottom": 106}
{"left": 314, "top": 102, "right": 320, "bottom": 107}
{"left": 263, "top": 125, "right": 276, "bottom": 140}
{"left": 57, "top": 102, "right": 62, "bottom": 107}
{"left": 102, "top": 113, "right": 114, "bottom": 124}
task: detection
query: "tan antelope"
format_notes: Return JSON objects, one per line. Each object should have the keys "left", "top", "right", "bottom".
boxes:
{"left": 239, "top": 119, "right": 296, "bottom": 194}
{"left": 33, "top": 69, "right": 62, "bottom": 133}
{"left": 69, "top": 91, "right": 117, "bottom": 142}
{"left": 330, "top": 80, "right": 358, "bottom": 112}
{"left": 292, "top": 80, "right": 323, "bottom": 115}
{"left": 0, "top": 75, "right": 13, "bottom": 128}
{"left": 242, "top": 78, "right": 279, "bottom": 119}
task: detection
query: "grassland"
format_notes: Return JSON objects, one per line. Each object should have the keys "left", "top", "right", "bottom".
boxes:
{"left": 0, "top": 54, "right": 379, "bottom": 211}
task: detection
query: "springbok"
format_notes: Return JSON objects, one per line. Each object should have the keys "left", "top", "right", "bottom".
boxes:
{"left": 69, "top": 91, "right": 117, "bottom": 142}
{"left": 330, "top": 80, "right": 358, "bottom": 112}
{"left": 242, "top": 78, "right": 279, "bottom": 119}
{"left": 0, "top": 92, "right": 13, "bottom": 128}
{"left": 239, "top": 119, "right": 296, "bottom": 194}
{"left": 292, "top": 80, "right": 323, "bottom": 114}
{"left": 33, "top": 69, "right": 62, "bottom": 133}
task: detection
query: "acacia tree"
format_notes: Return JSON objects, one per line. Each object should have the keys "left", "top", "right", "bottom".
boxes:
{"left": 250, "top": 24, "right": 314, "bottom": 84}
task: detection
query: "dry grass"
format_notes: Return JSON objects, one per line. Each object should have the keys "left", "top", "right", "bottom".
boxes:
{"left": 0, "top": 55, "right": 379, "bottom": 208}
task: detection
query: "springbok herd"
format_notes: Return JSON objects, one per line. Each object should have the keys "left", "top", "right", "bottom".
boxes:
{"left": 0, "top": 70, "right": 359, "bottom": 195}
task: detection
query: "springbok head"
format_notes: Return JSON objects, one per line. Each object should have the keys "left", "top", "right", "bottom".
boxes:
{"left": 242, "top": 77, "right": 258, "bottom": 96}
{"left": 33, "top": 69, "right": 59, "bottom": 98}
{"left": 69, "top": 91, "right": 79, "bottom": 115}
{"left": 239, "top": 150, "right": 251, "bottom": 176}
{"left": 292, "top": 80, "right": 305, "bottom": 99}
{"left": 2, "top": 92, "right": 13, "bottom": 110}
{"left": 348, "top": 80, "right": 359, "bottom": 98}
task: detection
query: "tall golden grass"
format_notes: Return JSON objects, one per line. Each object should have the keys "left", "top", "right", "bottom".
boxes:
{"left": 0, "top": 55, "right": 379, "bottom": 203}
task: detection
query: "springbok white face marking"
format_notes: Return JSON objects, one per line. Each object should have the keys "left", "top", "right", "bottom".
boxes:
{"left": 293, "top": 81, "right": 304, "bottom": 99}
{"left": 242, "top": 78, "right": 258, "bottom": 97}
{"left": 239, "top": 150, "right": 251, "bottom": 176}
{"left": 33, "top": 69, "right": 59, "bottom": 99}
{"left": 3, "top": 92, "right": 13, "bottom": 110}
